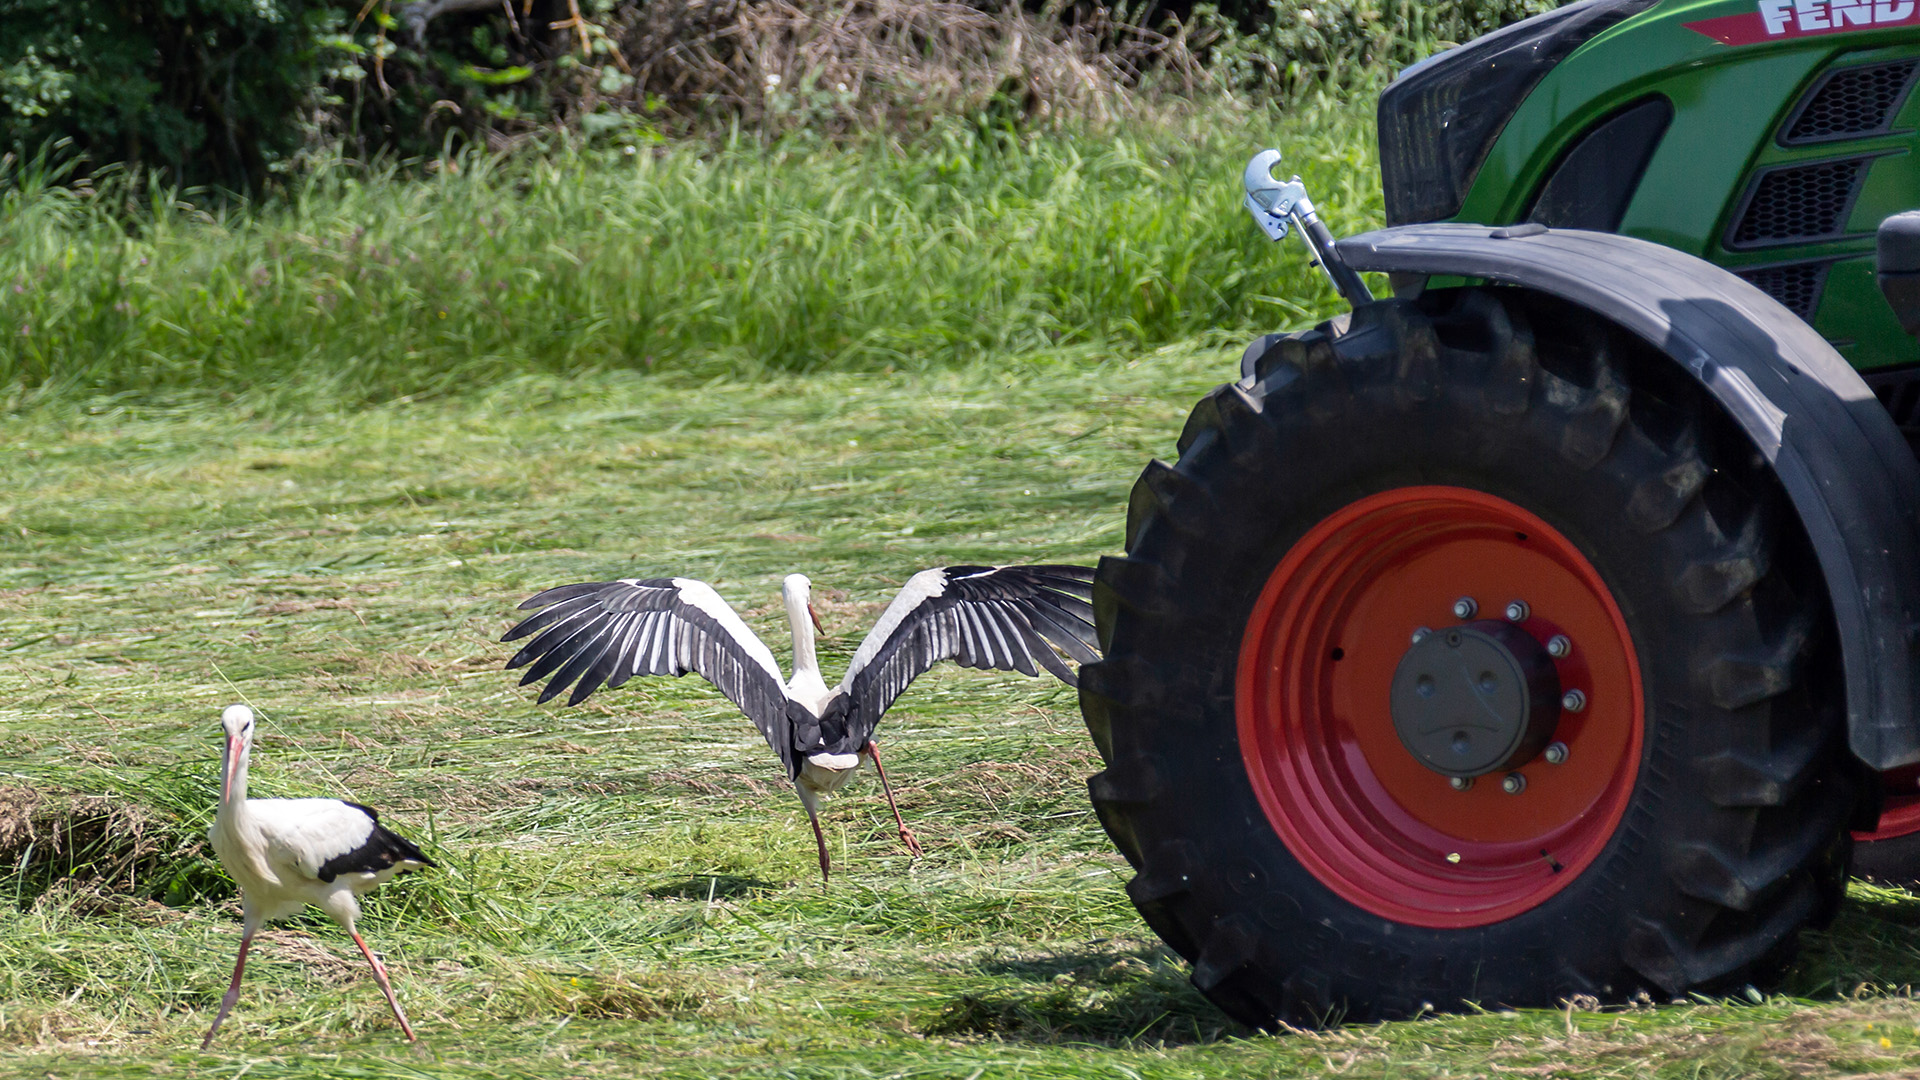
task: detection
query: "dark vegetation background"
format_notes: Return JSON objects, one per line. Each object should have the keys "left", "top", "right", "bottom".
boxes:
{"left": 1, "top": 0, "right": 1550, "bottom": 192}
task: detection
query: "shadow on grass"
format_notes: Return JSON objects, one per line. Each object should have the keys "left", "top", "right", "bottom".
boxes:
{"left": 922, "top": 945, "right": 1238, "bottom": 1047}
{"left": 1790, "top": 881, "right": 1920, "bottom": 996}
{"left": 643, "top": 874, "right": 783, "bottom": 900}
{"left": 931, "top": 884, "right": 1920, "bottom": 1047}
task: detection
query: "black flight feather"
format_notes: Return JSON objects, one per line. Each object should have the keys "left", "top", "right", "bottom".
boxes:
{"left": 315, "top": 804, "right": 437, "bottom": 883}
{"left": 833, "top": 564, "right": 1102, "bottom": 750}
{"left": 503, "top": 579, "right": 794, "bottom": 776}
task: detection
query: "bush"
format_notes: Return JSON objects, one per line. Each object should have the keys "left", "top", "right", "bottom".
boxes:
{"left": 319, "top": 0, "right": 1560, "bottom": 157}
{"left": 1196, "top": 0, "right": 1560, "bottom": 98}
{"left": 0, "top": 0, "right": 1556, "bottom": 187}
{"left": 0, "top": 0, "right": 339, "bottom": 192}
{"left": 324, "top": 0, "right": 1206, "bottom": 158}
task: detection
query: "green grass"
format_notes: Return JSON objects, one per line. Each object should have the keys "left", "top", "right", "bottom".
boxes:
{"left": 0, "top": 100, "right": 1384, "bottom": 412}
{"left": 4, "top": 92, "right": 1920, "bottom": 1080}
{"left": 5, "top": 349, "right": 1920, "bottom": 1078}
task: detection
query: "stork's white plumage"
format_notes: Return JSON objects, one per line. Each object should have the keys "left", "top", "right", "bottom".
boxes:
{"left": 501, "top": 564, "right": 1099, "bottom": 880}
{"left": 202, "top": 704, "right": 436, "bottom": 1049}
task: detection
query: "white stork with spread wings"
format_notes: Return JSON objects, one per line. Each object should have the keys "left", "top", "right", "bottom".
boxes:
{"left": 500, "top": 565, "right": 1099, "bottom": 880}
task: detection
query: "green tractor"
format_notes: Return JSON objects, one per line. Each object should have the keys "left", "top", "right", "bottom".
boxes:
{"left": 1082, "top": 0, "right": 1920, "bottom": 1025}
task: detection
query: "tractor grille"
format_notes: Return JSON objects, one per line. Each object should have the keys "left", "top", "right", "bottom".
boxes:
{"left": 1783, "top": 60, "right": 1919, "bottom": 144}
{"left": 1728, "top": 157, "right": 1871, "bottom": 248}
{"left": 1734, "top": 261, "right": 1830, "bottom": 321}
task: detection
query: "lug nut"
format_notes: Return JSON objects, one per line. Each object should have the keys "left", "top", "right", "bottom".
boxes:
{"left": 1411, "top": 626, "right": 1432, "bottom": 644}
{"left": 1449, "top": 776, "right": 1473, "bottom": 791}
{"left": 1504, "top": 600, "right": 1530, "bottom": 622}
{"left": 1544, "top": 741, "right": 1569, "bottom": 765}
{"left": 1452, "top": 597, "right": 1478, "bottom": 619}
{"left": 1547, "top": 634, "right": 1571, "bottom": 658}
{"left": 1562, "top": 689, "right": 1587, "bottom": 712}
{"left": 1502, "top": 773, "right": 1527, "bottom": 795}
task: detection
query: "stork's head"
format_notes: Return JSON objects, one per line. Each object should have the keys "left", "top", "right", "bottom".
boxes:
{"left": 783, "top": 573, "right": 823, "bottom": 633}
{"left": 218, "top": 704, "right": 255, "bottom": 800}
{"left": 221, "top": 704, "right": 254, "bottom": 740}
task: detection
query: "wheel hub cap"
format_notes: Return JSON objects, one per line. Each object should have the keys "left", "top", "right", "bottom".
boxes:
{"left": 1236, "top": 486, "right": 1643, "bottom": 928}
{"left": 1390, "top": 620, "right": 1561, "bottom": 778}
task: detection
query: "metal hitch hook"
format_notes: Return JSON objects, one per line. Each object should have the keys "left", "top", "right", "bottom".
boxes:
{"left": 1243, "top": 149, "right": 1374, "bottom": 307}
{"left": 1243, "top": 150, "right": 1308, "bottom": 242}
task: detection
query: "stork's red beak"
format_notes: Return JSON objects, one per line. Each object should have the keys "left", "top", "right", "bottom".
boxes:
{"left": 808, "top": 603, "right": 823, "bottom": 634}
{"left": 222, "top": 735, "right": 241, "bottom": 800}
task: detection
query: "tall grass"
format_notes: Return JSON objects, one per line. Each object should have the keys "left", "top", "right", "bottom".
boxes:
{"left": 0, "top": 101, "right": 1380, "bottom": 411}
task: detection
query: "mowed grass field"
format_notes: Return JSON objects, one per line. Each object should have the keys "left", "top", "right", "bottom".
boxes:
{"left": 5, "top": 108, "right": 1920, "bottom": 1078}
{"left": 7, "top": 353, "right": 1920, "bottom": 1078}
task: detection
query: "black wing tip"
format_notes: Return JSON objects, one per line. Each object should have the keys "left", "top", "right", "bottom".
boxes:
{"left": 566, "top": 677, "right": 607, "bottom": 707}
{"left": 518, "top": 663, "right": 584, "bottom": 705}
{"left": 535, "top": 679, "right": 579, "bottom": 706}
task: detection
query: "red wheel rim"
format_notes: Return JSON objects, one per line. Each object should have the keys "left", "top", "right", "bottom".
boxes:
{"left": 1855, "top": 765, "right": 1920, "bottom": 842}
{"left": 1237, "top": 486, "right": 1644, "bottom": 928}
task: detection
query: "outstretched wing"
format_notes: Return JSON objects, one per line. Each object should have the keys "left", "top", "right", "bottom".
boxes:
{"left": 502, "top": 578, "right": 796, "bottom": 774}
{"left": 832, "top": 565, "right": 1098, "bottom": 749}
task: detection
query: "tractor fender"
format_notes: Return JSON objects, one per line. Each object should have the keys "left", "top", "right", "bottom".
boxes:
{"left": 1335, "top": 223, "right": 1920, "bottom": 770}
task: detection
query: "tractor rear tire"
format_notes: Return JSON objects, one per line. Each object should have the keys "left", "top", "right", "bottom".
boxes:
{"left": 1081, "top": 287, "right": 1855, "bottom": 1026}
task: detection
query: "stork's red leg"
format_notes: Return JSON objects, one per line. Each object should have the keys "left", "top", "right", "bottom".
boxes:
{"left": 806, "top": 804, "right": 832, "bottom": 884}
{"left": 865, "top": 740, "right": 923, "bottom": 859}
{"left": 201, "top": 927, "right": 254, "bottom": 1050}
{"left": 348, "top": 928, "right": 418, "bottom": 1042}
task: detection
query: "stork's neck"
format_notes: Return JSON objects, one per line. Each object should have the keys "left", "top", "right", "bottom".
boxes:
{"left": 784, "top": 581, "right": 821, "bottom": 683}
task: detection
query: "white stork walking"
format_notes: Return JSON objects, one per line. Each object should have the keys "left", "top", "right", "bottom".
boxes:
{"left": 202, "top": 704, "right": 437, "bottom": 1049}
{"left": 501, "top": 564, "right": 1098, "bottom": 880}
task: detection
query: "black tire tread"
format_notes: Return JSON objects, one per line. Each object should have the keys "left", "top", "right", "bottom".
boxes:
{"left": 1084, "top": 286, "right": 1854, "bottom": 1026}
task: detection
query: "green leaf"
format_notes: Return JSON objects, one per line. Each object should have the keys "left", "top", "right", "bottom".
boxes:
{"left": 457, "top": 64, "right": 534, "bottom": 86}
